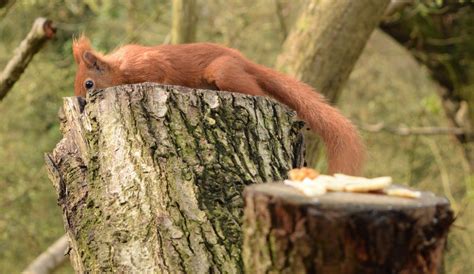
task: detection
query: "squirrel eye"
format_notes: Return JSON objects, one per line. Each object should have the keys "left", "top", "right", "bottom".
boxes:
{"left": 84, "top": 79, "right": 95, "bottom": 90}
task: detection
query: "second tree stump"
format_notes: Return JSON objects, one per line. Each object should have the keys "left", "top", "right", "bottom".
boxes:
{"left": 243, "top": 184, "right": 453, "bottom": 274}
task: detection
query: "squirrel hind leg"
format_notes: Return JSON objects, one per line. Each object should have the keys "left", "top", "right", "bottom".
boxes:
{"left": 204, "top": 56, "right": 266, "bottom": 96}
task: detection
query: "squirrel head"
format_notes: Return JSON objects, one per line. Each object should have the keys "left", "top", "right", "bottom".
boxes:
{"left": 72, "top": 35, "right": 122, "bottom": 97}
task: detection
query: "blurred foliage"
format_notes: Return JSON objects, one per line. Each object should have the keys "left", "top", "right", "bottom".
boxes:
{"left": 340, "top": 29, "right": 472, "bottom": 273}
{"left": 380, "top": 3, "right": 474, "bottom": 271}
{"left": 0, "top": 0, "right": 472, "bottom": 273}
{"left": 382, "top": 0, "right": 474, "bottom": 126}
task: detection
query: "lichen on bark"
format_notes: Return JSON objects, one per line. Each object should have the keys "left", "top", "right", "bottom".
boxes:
{"left": 46, "top": 83, "right": 304, "bottom": 273}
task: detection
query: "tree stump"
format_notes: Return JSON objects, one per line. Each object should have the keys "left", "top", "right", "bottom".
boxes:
{"left": 45, "top": 83, "right": 305, "bottom": 273}
{"left": 243, "top": 184, "right": 453, "bottom": 274}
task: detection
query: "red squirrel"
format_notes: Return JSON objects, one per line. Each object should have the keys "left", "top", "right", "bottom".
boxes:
{"left": 73, "top": 35, "right": 365, "bottom": 175}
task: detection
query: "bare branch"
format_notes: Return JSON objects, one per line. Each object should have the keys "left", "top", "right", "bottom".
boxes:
{"left": 0, "top": 17, "right": 56, "bottom": 101}
{"left": 22, "top": 235, "right": 69, "bottom": 274}
{"left": 360, "top": 122, "right": 467, "bottom": 136}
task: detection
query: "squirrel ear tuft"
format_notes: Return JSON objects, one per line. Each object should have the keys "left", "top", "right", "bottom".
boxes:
{"left": 72, "top": 35, "right": 92, "bottom": 64}
{"left": 82, "top": 51, "right": 109, "bottom": 72}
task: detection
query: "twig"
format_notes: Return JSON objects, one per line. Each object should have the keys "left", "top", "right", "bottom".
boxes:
{"left": 0, "top": 17, "right": 56, "bottom": 101}
{"left": 22, "top": 235, "right": 69, "bottom": 274}
{"left": 360, "top": 122, "right": 467, "bottom": 136}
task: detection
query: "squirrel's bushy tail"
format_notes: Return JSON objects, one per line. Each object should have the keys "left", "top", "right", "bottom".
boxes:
{"left": 252, "top": 64, "right": 365, "bottom": 175}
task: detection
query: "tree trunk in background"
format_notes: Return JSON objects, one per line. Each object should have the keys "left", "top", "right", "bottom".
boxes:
{"left": 125, "top": 0, "right": 138, "bottom": 42}
{"left": 275, "top": 0, "right": 390, "bottom": 103}
{"left": 45, "top": 84, "right": 304, "bottom": 273}
{"left": 243, "top": 184, "right": 453, "bottom": 273}
{"left": 171, "top": 0, "right": 197, "bottom": 44}
{"left": 275, "top": 0, "right": 390, "bottom": 169}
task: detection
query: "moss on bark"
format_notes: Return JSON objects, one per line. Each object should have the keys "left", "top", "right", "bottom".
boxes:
{"left": 45, "top": 83, "right": 304, "bottom": 273}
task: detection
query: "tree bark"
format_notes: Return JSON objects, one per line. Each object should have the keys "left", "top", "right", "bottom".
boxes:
{"left": 275, "top": 0, "right": 390, "bottom": 103}
{"left": 0, "top": 17, "right": 55, "bottom": 101}
{"left": 274, "top": 0, "right": 390, "bottom": 169}
{"left": 171, "top": 0, "right": 198, "bottom": 44}
{"left": 45, "top": 83, "right": 304, "bottom": 273}
{"left": 243, "top": 184, "right": 453, "bottom": 274}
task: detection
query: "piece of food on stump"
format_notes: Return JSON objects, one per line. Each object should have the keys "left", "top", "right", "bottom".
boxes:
{"left": 385, "top": 187, "right": 421, "bottom": 198}
{"left": 343, "top": 176, "right": 392, "bottom": 192}
{"left": 284, "top": 178, "right": 327, "bottom": 196}
{"left": 284, "top": 168, "right": 421, "bottom": 199}
{"left": 288, "top": 167, "right": 319, "bottom": 181}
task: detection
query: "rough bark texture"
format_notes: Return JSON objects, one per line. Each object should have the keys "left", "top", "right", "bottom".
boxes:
{"left": 0, "top": 17, "right": 55, "bottom": 100}
{"left": 45, "top": 83, "right": 304, "bottom": 273}
{"left": 243, "top": 184, "right": 453, "bottom": 274}
{"left": 171, "top": 0, "right": 197, "bottom": 44}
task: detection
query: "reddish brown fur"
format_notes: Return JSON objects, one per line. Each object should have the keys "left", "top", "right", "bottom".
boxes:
{"left": 73, "top": 35, "right": 365, "bottom": 175}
